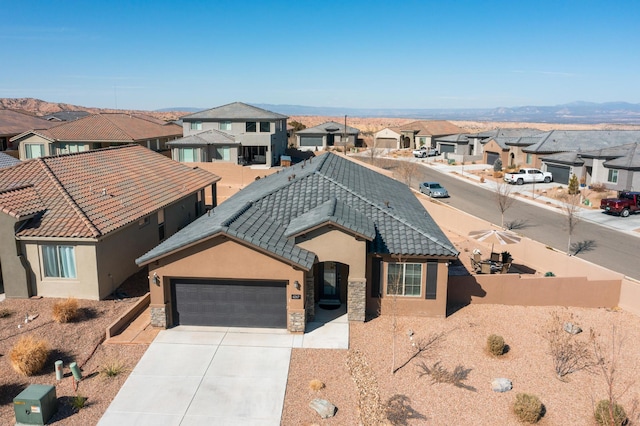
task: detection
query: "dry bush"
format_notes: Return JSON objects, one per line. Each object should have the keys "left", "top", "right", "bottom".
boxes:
{"left": 487, "top": 334, "right": 506, "bottom": 356}
{"left": 0, "top": 307, "right": 13, "bottom": 318}
{"left": 100, "top": 358, "right": 127, "bottom": 378}
{"left": 309, "top": 379, "right": 325, "bottom": 391}
{"left": 589, "top": 182, "right": 607, "bottom": 192}
{"left": 543, "top": 312, "right": 596, "bottom": 380}
{"left": 10, "top": 335, "right": 50, "bottom": 376}
{"left": 52, "top": 297, "right": 79, "bottom": 323}
{"left": 594, "top": 399, "right": 627, "bottom": 426}
{"left": 513, "top": 393, "right": 544, "bottom": 423}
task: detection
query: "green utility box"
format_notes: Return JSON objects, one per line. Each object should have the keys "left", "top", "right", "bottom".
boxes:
{"left": 13, "top": 384, "right": 57, "bottom": 425}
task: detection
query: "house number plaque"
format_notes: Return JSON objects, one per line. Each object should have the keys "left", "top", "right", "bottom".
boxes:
{"left": 291, "top": 294, "right": 301, "bottom": 299}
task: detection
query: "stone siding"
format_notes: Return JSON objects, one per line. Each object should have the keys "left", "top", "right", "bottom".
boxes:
{"left": 150, "top": 305, "right": 167, "bottom": 328}
{"left": 289, "top": 310, "right": 305, "bottom": 333}
{"left": 348, "top": 279, "right": 366, "bottom": 321}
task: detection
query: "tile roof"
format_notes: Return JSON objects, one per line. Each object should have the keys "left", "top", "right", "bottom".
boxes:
{"left": 137, "top": 152, "right": 459, "bottom": 269}
{"left": 434, "top": 134, "right": 470, "bottom": 143}
{"left": 167, "top": 129, "right": 237, "bottom": 146}
{"left": 41, "top": 111, "right": 91, "bottom": 122}
{"left": 295, "top": 121, "right": 360, "bottom": 135}
{"left": 602, "top": 143, "right": 640, "bottom": 170}
{"left": 0, "top": 152, "right": 21, "bottom": 168}
{"left": 398, "top": 120, "right": 465, "bottom": 136}
{"left": 182, "top": 102, "right": 288, "bottom": 121}
{"left": 10, "top": 113, "right": 182, "bottom": 143}
{"left": 0, "top": 109, "right": 55, "bottom": 136}
{"left": 523, "top": 130, "right": 640, "bottom": 154}
{"left": 0, "top": 145, "right": 220, "bottom": 239}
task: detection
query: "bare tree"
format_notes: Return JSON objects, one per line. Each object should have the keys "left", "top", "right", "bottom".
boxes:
{"left": 560, "top": 192, "right": 582, "bottom": 254}
{"left": 367, "top": 136, "right": 381, "bottom": 166}
{"left": 394, "top": 160, "right": 419, "bottom": 188}
{"left": 494, "top": 180, "right": 516, "bottom": 228}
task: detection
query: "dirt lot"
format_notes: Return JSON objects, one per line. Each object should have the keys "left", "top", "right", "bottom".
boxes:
{"left": 0, "top": 271, "right": 149, "bottom": 425}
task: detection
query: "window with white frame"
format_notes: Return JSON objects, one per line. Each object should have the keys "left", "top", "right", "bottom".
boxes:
{"left": 58, "top": 143, "right": 87, "bottom": 154}
{"left": 25, "top": 144, "right": 45, "bottom": 159}
{"left": 607, "top": 169, "right": 618, "bottom": 183}
{"left": 190, "top": 121, "right": 202, "bottom": 131}
{"left": 220, "top": 121, "right": 232, "bottom": 131}
{"left": 177, "top": 147, "right": 197, "bottom": 162}
{"left": 386, "top": 262, "right": 422, "bottom": 297}
{"left": 526, "top": 153, "right": 533, "bottom": 164}
{"left": 42, "top": 245, "right": 77, "bottom": 278}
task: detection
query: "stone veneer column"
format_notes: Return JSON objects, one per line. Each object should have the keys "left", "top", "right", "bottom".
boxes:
{"left": 305, "top": 275, "right": 315, "bottom": 322}
{"left": 347, "top": 279, "right": 366, "bottom": 322}
{"left": 150, "top": 304, "right": 168, "bottom": 328}
{"left": 288, "top": 310, "right": 305, "bottom": 333}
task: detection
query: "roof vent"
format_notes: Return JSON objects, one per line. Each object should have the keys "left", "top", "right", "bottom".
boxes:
{"left": 102, "top": 188, "right": 107, "bottom": 196}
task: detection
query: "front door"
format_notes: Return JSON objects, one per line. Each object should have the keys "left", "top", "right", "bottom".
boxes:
{"left": 319, "top": 262, "right": 341, "bottom": 306}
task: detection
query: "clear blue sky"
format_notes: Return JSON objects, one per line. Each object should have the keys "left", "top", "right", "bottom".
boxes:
{"left": 1, "top": 0, "right": 639, "bottom": 110}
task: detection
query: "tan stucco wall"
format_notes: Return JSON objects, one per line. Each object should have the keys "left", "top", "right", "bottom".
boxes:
{"left": 619, "top": 278, "right": 640, "bottom": 316}
{"left": 296, "top": 228, "right": 367, "bottom": 279}
{"left": 17, "top": 134, "right": 52, "bottom": 159}
{"left": 148, "top": 235, "right": 305, "bottom": 328}
{"left": 483, "top": 139, "right": 508, "bottom": 166}
{"left": 24, "top": 241, "right": 100, "bottom": 300}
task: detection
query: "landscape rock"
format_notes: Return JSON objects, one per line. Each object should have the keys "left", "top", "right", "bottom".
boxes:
{"left": 491, "top": 378, "right": 513, "bottom": 392}
{"left": 563, "top": 322, "right": 582, "bottom": 334}
{"left": 309, "top": 398, "right": 337, "bottom": 419}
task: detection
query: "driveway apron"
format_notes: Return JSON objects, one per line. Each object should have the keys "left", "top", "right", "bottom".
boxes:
{"left": 99, "top": 306, "right": 348, "bottom": 425}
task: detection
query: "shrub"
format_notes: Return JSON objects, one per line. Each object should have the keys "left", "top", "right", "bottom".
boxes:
{"left": 10, "top": 335, "right": 50, "bottom": 376}
{"left": 0, "top": 307, "right": 13, "bottom": 318}
{"left": 590, "top": 182, "right": 607, "bottom": 192}
{"left": 493, "top": 158, "right": 503, "bottom": 172}
{"left": 594, "top": 400, "right": 627, "bottom": 426}
{"left": 568, "top": 174, "right": 580, "bottom": 195}
{"left": 487, "top": 334, "right": 506, "bottom": 356}
{"left": 309, "top": 379, "right": 325, "bottom": 391}
{"left": 52, "top": 297, "right": 79, "bottom": 323}
{"left": 100, "top": 359, "right": 127, "bottom": 378}
{"left": 70, "top": 393, "right": 87, "bottom": 412}
{"left": 544, "top": 271, "right": 555, "bottom": 277}
{"left": 513, "top": 393, "right": 543, "bottom": 423}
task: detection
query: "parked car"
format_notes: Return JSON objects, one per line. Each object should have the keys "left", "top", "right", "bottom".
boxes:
{"left": 504, "top": 168, "right": 553, "bottom": 185}
{"left": 600, "top": 191, "right": 640, "bottom": 217}
{"left": 413, "top": 146, "right": 439, "bottom": 158}
{"left": 419, "top": 181, "right": 449, "bottom": 198}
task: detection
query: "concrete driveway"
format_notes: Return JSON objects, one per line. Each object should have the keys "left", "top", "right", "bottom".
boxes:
{"left": 99, "top": 306, "right": 347, "bottom": 425}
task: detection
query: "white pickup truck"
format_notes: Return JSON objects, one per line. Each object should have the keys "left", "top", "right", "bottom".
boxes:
{"left": 503, "top": 168, "right": 553, "bottom": 185}
{"left": 413, "top": 146, "right": 439, "bottom": 158}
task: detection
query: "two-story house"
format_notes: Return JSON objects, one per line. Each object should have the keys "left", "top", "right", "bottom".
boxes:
{"left": 172, "top": 102, "right": 288, "bottom": 167}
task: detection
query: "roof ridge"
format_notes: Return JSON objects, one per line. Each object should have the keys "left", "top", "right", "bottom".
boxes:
{"left": 37, "top": 159, "right": 102, "bottom": 238}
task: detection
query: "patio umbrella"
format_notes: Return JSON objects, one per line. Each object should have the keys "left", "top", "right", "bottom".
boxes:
{"left": 468, "top": 229, "right": 521, "bottom": 254}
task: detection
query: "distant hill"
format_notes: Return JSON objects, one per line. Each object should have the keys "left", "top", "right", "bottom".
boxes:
{"left": 4, "top": 97, "right": 640, "bottom": 125}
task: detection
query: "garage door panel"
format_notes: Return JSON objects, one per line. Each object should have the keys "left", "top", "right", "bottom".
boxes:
{"left": 172, "top": 279, "right": 287, "bottom": 328}
{"left": 546, "top": 164, "right": 570, "bottom": 184}
{"left": 486, "top": 152, "right": 499, "bottom": 166}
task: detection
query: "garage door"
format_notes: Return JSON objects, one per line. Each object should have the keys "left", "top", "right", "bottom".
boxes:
{"left": 545, "top": 164, "right": 570, "bottom": 184}
{"left": 486, "top": 152, "right": 499, "bottom": 167}
{"left": 439, "top": 143, "right": 455, "bottom": 153}
{"left": 171, "top": 279, "right": 287, "bottom": 328}
{"left": 375, "top": 137, "right": 397, "bottom": 148}
{"left": 299, "top": 136, "right": 323, "bottom": 147}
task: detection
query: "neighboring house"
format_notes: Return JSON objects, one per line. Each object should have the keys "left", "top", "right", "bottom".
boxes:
{"left": 373, "top": 127, "right": 402, "bottom": 149}
{"left": 0, "top": 152, "right": 20, "bottom": 168}
{"left": 179, "top": 102, "right": 288, "bottom": 167}
{"left": 0, "top": 145, "right": 220, "bottom": 300}
{"left": 10, "top": 113, "right": 182, "bottom": 160}
{"left": 466, "top": 128, "right": 545, "bottom": 168}
{"left": 0, "top": 109, "right": 55, "bottom": 151}
{"left": 136, "top": 152, "right": 459, "bottom": 333}
{"left": 433, "top": 134, "right": 473, "bottom": 157}
{"left": 295, "top": 121, "right": 360, "bottom": 152}
{"left": 396, "top": 120, "right": 466, "bottom": 150}
{"left": 542, "top": 142, "right": 640, "bottom": 190}
{"left": 41, "top": 111, "right": 91, "bottom": 122}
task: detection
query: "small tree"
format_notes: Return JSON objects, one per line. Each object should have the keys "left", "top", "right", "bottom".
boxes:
{"left": 568, "top": 174, "right": 580, "bottom": 195}
{"left": 493, "top": 158, "right": 503, "bottom": 172}
{"left": 394, "top": 160, "right": 419, "bottom": 188}
{"left": 560, "top": 192, "right": 582, "bottom": 254}
{"left": 495, "top": 180, "right": 515, "bottom": 228}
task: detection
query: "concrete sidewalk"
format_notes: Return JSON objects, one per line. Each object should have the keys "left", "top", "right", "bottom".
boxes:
{"left": 99, "top": 306, "right": 348, "bottom": 425}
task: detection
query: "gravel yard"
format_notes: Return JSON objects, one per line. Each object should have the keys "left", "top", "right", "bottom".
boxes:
{"left": 283, "top": 304, "right": 640, "bottom": 425}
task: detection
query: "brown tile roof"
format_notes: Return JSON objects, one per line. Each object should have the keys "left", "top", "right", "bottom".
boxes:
{"left": 13, "top": 113, "right": 182, "bottom": 143}
{"left": 0, "top": 109, "right": 55, "bottom": 136}
{"left": 0, "top": 145, "right": 220, "bottom": 239}
{"left": 398, "top": 120, "right": 465, "bottom": 136}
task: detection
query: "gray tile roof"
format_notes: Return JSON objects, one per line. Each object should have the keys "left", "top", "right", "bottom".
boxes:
{"left": 0, "top": 152, "right": 20, "bottom": 169}
{"left": 167, "top": 129, "right": 237, "bottom": 146}
{"left": 603, "top": 143, "right": 640, "bottom": 170}
{"left": 540, "top": 151, "right": 584, "bottom": 165}
{"left": 295, "top": 121, "right": 360, "bottom": 135}
{"left": 524, "top": 130, "right": 640, "bottom": 154}
{"left": 471, "top": 128, "right": 544, "bottom": 140}
{"left": 434, "top": 134, "right": 470, "bottom": 143}
{"left": 182, "top": 102, "right": 288, "bottom": 121}
{"left": 137, "top": 152, "right": 458, "bottom": 269}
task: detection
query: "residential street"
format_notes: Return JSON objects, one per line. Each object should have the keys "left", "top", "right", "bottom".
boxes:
{"left": 410, "top": 162, "right": 640, "bottom": 280}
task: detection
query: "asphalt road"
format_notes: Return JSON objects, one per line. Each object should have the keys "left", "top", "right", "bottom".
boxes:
{"left": 409, "top": 164, "right": 639, "bottom": 280}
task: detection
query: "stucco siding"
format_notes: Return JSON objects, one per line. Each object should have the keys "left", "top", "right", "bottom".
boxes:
{"left": 296, "top": 228, "right": 367, "bottom": 279}
{"left": 0, "top": 214, "right": 30, "bottom": 298}
{"left": 18, "top": 134, "right": 52, "bottom": 160}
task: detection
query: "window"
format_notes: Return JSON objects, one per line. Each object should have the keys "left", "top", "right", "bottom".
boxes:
{"left": 220, "top": 121, "right": 232, "bottom": 131}
{"left": 607, "top": 169, "right": 618, "bottom": 183}
{"left": 246, "top": 122, "right": 257, "bottom": 132}
{"left": 178, "top": 147, "right": 197, "bottom": 162}
{"left": 216, "top": 146, "right": 230, "bottom": 161}
{"left": 386, "top": 263, "right": 422, "bottom": 297}
{"left": 138, "top": 216, "right": 150, "bottom": 227}
{"left": 190, "top": 121, "right": 202, "bottom": 131}
{"left": 526, "top": 153, "right": 532, "bottom": 164}
{"left": 260, "top": 121, "right": 270, "bottom": 132}
{"left": 58, "top": 143, "right": 87, "bottom": 154}
{"left": 43, "top": 245, "right": 76, "bottom": 278}
{"left": 158, "top": 209, "right": 165, "bottom": 241}
{"left": 25, "top": 144, "right": 45, "bottom": 159}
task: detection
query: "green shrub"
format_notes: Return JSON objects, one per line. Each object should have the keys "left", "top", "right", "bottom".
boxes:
{"left": 487, "top": 334, "right": 506, "bottom": 356}
{"left": 100, "top": 358, "right": 127, "bottom": 378}
{"left": 594, "top": 400, "right": 626, "bottom": 426}
{"left": 70, "top": 393, "right": 87, "bottom": 412}
{"left": 493, "top": 158, "right": 503, "bottom": 172}
{"left": 513, "top": 393, "right": 543, "bottom": 423}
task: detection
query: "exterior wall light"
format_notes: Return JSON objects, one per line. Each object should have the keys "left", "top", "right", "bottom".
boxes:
{"left": 152, "top": 272, "right": 160, "bottom": 286}
{"left": 294, "top": 280, "right": 301, "bottom": 290}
